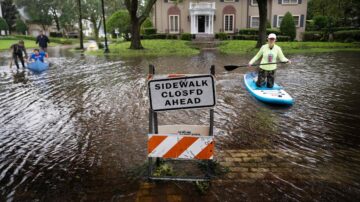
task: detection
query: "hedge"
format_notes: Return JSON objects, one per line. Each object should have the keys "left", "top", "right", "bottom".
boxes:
{"left": 50, "top": 32, "right": 63, "bottom": 37}
{"left": 233, "top": 34, "right": 290, "bottom": 41}
{"left": 215, "top": 32, "right": 228, "bottom": 40}
{"left": 144, "top": 28, "right": 157, "bottom": 35}
{"left": 141, "top": 34, "right": 178, "bottom": 40}
{"left": 238, "top": 28, "right": 282, "bottom": 35}
{"left": 180, "top": 33, "right": 192, "bottom": 40}
{"left": 302, "top": 31, "right": 324, "bottom": 41}
{"left": 333, "top": 30, "right": 360, "bottom": 42}
{"left": 303, "top": 30, "right": 360, "bottom": 42}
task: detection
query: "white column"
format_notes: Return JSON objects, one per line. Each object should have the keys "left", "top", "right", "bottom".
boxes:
{"left": 191, "top": 15, "right": 196, "bottom": 34}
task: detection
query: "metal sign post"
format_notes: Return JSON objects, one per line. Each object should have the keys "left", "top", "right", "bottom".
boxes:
{"left": 147, "top": 64, "right": 216, "bottom": 182}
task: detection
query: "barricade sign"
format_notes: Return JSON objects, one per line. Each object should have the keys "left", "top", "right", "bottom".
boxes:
{"left": 148, "top": 134, "right": 214, "bottom": 160}
{"left": 148, "top": 75, "right": 216, "bottom": 111}
{"left": 147, "top": 64, "right": 216, "bottom": 181}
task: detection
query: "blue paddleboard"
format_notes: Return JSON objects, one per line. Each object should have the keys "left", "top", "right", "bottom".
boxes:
{"left": 244, "top": 72, "right": 293, "bottom": 105}
{"left": 27, "top": 60, "right": 49, "bottom": 72}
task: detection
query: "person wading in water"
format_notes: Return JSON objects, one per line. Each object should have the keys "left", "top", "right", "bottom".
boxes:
{"left": 10, "top": 40, "right": 28, "bottom": 69}
{"left": 36, "top": 31, "right": 50, "bottom": 52}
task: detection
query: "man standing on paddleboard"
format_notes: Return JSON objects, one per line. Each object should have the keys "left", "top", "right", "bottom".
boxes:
{"left": 248, "top": 33, "right": 291, "bottom": 88}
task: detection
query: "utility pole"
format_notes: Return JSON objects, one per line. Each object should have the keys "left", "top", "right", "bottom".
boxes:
{"left": 101, "top": 0, "right": 109, "bottom": 53}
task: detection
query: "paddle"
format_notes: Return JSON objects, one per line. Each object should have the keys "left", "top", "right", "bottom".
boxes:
{"left": 224, "top": 61, "right": 289, "bottom": 71}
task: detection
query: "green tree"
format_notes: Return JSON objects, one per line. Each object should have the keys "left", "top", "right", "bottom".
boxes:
{"left": 59, "top": 2, "right": 78, "bottom": 33}
{"left": 124, "top": 0, "right": 157, "bottom": 49}
{"left": 1, "top": 0, "right": 18, "bottom": 34}
{"left": 82, "top": 0, "right": 103, "bottom": 43}
{"left": 280, "top": 12, "right": 296, "bottom": 41}
{"left": 104, "top": 0, "right": 125, "bottom": 16}
{"left": 15, "top": 0, "right": 53, "bottom": 31}
{"left": 0, "top": 17, "right": 9, "bottom": 35}
{"left": 307, "top": 0, "right": 360, "bottom": 26}
{"left": 106, "top": 10, "right": 130, "bottom": 40}
{"left": 15, "top": 19, "right": 27, "bottom": 34}
{"left": 313, "top": 15, "right": 328, "bottom": 30}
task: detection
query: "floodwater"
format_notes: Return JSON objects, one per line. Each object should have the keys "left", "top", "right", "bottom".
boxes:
{"left": 0, "top": 47, "right": 360, "bottom": 201}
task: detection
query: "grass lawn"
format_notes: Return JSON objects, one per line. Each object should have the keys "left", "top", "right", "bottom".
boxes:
{"left": 0, "top": 39, "right": 60, "bottom": 50}
{"left": 88, "top": 40, "right": 200, "bottom": 57}
{"left": 219, "top": 40, "right": 360, "bottom": 54}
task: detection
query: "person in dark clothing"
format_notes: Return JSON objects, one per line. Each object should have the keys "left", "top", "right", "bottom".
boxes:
{"left": 36, "top": 31, "right": 50, "bottom": 51}
{"left": 10, "top": 40, "right": 28, "bottom": 69}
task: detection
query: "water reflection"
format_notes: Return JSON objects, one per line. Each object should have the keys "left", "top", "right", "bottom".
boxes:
{"left": 0, "top": 47, "right": 359, "bottom": 201}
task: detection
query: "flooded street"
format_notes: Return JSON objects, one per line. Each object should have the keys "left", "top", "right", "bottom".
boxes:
{"left": 0, "top": 48, "right": 360, "bottom": 201}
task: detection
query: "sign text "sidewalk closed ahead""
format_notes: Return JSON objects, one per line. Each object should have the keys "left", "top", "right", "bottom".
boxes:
{"left": 148, "top": 75, "right": 216, "bottom": 111}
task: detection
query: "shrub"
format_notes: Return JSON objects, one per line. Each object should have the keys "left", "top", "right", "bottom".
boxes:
{"left": 233, "top": 35, "right": 258, "bottom": 40}
{"left": 167, "top": 34, "right": 178, "bottom": 39}
{"left": 239, "top": 28, "right": 258, "bottom": 35}
{"left": 0, "top": 17, "right": 9, "bottom": 34}
{"left": 280, "top": 12, "right": 296, "bottom": 41}
{"left": 144, "top": 28, "right": 157, "bottom": 35}
{"left": 239, "top": 28, "right": 281, "bottom": 35}
{"left": 266, "top": 29, "right": 281, "bottom": 35}
{"left": 276, "top": 36, "right": 291, "bottom": 42}
{"left": 15, "top": 19, "right": 27, "bottom": 35}
{"left": 180, "top": 33, "right": 192, "bottom": 40}
{"left": 50, "top": 32, "right": 63, "bottom": 37}
{"left": 142, "top": 18, "right": 153, "bottom": 28}
{"left": 232, "top": 34, "right": 290, "bottom": 41}
{"left": 266, "top": 20, "right": 271, "bottom": 28}
{"left": 141, "top": 34, "right": 167, "bottom": 39}
{"left": 141, "top": 18, "right": 153, "bottom": 34}
{"left": 14, "top": 35, "right": 36, "bottom": 40}
{"left": 51, "top": 38, "right": 73, "bottom": 44}
{"left": 302, "top": 31, "right": 323, "bottom": 41}
{"left": 333, "top": 30, "right": 360, "bottom": 42}
{"left": 216, "top": 32, "right": 228, "bottom": 40}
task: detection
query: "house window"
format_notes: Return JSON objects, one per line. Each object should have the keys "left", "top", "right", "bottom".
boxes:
{"left": 224, "top": 0, "right": 235, "bottom": 2}
{"left": 277, "top": 15, "right": 300, "bottom": 27}
{"left": 169, "top": 15, "right": 179, "bottom": 33}
{"left": 224, "top": 14, "right": 234, "bottom": 33}
{"left": 251, "top": 0, "right": 258, "bottom": 6}
{"left": 282, "top": 0, "right": 298, "bottom": 4}
{"left": 250, "top": 16, "right": 259, "bottom": 28}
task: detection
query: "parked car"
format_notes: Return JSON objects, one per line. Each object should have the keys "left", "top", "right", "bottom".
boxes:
{"left": 66, "top": 32, "right": 79, "bottom": 38}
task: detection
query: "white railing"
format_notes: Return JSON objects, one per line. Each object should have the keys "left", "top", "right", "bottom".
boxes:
{"left": 189, "top": 2, "right": 216, "bottom": 10}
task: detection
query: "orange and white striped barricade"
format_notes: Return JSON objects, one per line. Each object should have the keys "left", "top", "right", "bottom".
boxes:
{"left": 148, "top": 134, "right": 214, "bottom": 160}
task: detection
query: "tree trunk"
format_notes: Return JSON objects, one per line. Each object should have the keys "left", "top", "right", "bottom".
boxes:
{"left": 256, "top": 0, "right": 267, "bottom": 48}
{"left": 51, "top": 9, "right": 61, "bottom": 31}
{"left": 90, "top": 15, "right": 100, "bottom": 43}
{"left": 77, "top": 0, "right": 84, "bottom": 49}
{"left": 130, "top": 19, "right": 143, "bottom": 49}
{"left": 125, "top": 0, "right": 157, "bottom": 50}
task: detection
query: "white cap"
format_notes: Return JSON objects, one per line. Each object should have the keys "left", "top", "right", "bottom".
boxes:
{"left": 268, "top": 33, "right": 277, "bottom": 39}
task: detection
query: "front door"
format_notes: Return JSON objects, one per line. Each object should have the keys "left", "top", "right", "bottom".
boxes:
{"left": 198, "top": 15, "right": 205, "bottom": 33}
